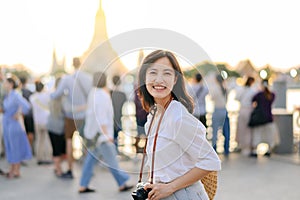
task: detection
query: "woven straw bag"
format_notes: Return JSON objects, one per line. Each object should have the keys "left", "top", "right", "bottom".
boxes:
{"left": 201, "top": 171, "right": 218, "bottom": 200}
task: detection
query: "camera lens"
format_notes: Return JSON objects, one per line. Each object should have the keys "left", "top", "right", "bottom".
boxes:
{"left": 131, "top": 188, "right": 150, "bottom": 200}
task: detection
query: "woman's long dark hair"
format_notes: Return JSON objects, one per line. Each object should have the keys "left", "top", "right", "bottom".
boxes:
{"left": 245, "top": 76, "right": 255, "bottom": 87}
{"left": 137, "top": 50, "right": 194, "bottom": 113}
{"left": 262, "top": 79, "right": 273, "bottom": 100}
{"left": 216, "top": 74, "right": 226, "bottom": 97}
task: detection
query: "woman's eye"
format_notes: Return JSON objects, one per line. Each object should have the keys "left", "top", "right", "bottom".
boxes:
{"left": 148, "top": 71, "right": 156, "bottom": 75}
{"left": 164, "top": 71, "right": 175, "bottom": 76}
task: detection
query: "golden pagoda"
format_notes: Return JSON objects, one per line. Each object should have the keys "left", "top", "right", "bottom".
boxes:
{"left": 81, "top": 0, "right": 127, "bottom": 76}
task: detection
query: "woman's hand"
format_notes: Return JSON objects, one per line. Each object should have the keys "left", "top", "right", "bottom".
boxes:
{"left": 144, "top": 183, "right": 174, "bottom": 200}
{"left": 13, "top": 112, "right": 22, "bottom": 120}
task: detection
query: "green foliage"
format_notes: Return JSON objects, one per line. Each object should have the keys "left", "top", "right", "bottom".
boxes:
{"left": 183, "top": 62, "right": 240, "bottom": 78}
{"left": 216, "top": 64, "right": 240, "bottom": 77}
{"left": 183, "top": 62, "right": 217, "bottom": 78}
{"left": 7, "top": 69, "right": 31, "bottom": 80}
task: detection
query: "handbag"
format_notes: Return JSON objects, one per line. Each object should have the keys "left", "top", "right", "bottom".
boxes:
{"left": 82, "top": 132, "right": 100, "bottom": 150}
{"left": 201, "top": 171, "right": 218, "bottom": 200}
{"left": 248, "top": 106, "right": 268, "bottom": 127}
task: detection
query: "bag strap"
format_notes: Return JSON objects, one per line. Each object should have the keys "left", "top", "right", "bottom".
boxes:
{"left": 138, "top": 98, "right": 173, "bottom": 184}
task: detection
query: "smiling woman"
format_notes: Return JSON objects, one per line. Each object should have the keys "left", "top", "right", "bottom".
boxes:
{"left": 134, "top": 50, "right": 221, "bottom": 200}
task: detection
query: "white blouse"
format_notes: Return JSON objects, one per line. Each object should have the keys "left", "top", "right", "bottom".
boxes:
{"left": 84, "top": 88, "right": 114, "bottom": 144}
{"left": 145, "top": 100, "right": 221, "bottom": 183}
{"left": 235, "top": 86, "right": 257, "bottom": 108}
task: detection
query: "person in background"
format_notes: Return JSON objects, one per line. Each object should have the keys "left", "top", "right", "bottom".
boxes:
{"left": 133, "top": 88, "right": 148, "bottom": 154}
{"left": 235, "top": 76, "right": 257, "bottom": 155}
{"left": 0, "top": 68, "right": 6, "bottom": 175}
{"left": 249, "top": 79, "right": 280, "bottom": 157}
{"left": 51, "top": 57, "right": 92, "bottom": 179}
{"left": 137, "top": 50, "right": 221, "bottom": 200}
{"left": 110, "top": 75, "right": 127, "bottom": 152}
{"left": 30, "top": 80, "right": 52, "bottom": 165}
{"left": 19, "top": 76, "right": 35, "bottom": 153}
{"left": 78, "top": 72, "right": 133, "bottom": 193}
{"left": 188, "top": 73, "right": 209, "bottom": 127}
{"left": 47, "top": 77, "right": 66, "bottom": 177}
{"left": 2, "top": 75, "right": 32, "bottom": 178}
{"left": 209, "top": 74, "right": 230, "bottom": 157}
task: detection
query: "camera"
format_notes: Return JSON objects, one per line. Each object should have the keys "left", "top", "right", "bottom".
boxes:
{"left": 131, "top": 182, "right": 151, "bottom": 200}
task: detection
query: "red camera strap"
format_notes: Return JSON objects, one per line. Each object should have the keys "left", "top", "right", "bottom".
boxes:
{"left": 138, "top": 98, "right": 172, "bottom": 184}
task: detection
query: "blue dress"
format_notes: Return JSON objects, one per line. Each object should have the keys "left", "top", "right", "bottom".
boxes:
{"left": 3, "top": 90, "right": 32, "bottom": 164}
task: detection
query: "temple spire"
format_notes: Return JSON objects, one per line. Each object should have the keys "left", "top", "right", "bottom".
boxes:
{"left": 50, "top": 47, "right": 65, "bottom": 76}
{"left": 80, "top": 0, "right": 127, "bottom": 75}
{"left": 88, "top": 0, "right": 108, "bottom": 50}
{"left": 99, "top": 0, "right": 102, "bottom": 10}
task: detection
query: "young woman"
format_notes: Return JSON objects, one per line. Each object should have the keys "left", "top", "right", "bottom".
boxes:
{"left": 78, "top": 72, "right": 133, "bottom": 193}
{"left": 47, "top": 77, "right": 66, "bottom": 176}
{"left": 249, "top": 80, "right": 280, "bottom": 157}
{"left": 3, "top": 76, "right": 32, "bottom": 178}
{"left": 209, "top": 74, "right": 230, "bottom": 157}
{"left": 137, "top": 50, "right": 221, "bottom": 200}
{"left": 235, "top": 76, "right": 257, "bottom": 155}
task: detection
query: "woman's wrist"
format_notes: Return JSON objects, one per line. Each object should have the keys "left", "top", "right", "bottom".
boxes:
{"left": 167, "top": 182, "right": 177, "bottom": 194}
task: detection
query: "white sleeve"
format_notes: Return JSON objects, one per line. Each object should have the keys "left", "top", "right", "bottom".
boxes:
{"left": 173, "top": 112, "right": 221, "bottom": 171}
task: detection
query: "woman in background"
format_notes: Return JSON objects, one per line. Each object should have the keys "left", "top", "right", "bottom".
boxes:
{"left": 78, "top": 72, "right": 133, "bottom": 193}
{"left": 3, "top": 76, "right": 32, "bottom": 178}
{"left": 47, "top": 77, "right": 66, "bottom": 177}
{"left": 250, "top": 79, "right": 280, "bottom": 157}
{"left": 235, "top": 77, "right": 257, "bottom": 155}
{"left": 209, "top": 74, "right": 230, "bottom": 157}
{"left": 30, "top": 80, "right": 52, "bottom": 165}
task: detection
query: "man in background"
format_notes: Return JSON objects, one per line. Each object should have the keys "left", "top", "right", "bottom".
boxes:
{"left": 51, "top": 57, "right": 92, "bottom": 179}
{"left": 110, "top": 75, "right": 127, "bottom": 152}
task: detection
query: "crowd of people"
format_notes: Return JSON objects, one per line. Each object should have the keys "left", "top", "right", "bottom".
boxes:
{"left": 0, "top": 57, "right": 134, "bottom": 193}
{"left": 0, "top": 50, "right": 281, "bottom": 199}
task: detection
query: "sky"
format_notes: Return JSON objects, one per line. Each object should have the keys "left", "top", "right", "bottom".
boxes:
{"left": 0, "top": 0, "right": 299, "bottom": 76}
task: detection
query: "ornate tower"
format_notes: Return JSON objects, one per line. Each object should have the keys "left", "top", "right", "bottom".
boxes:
{"left": 81, "top": 0, "right": 127, "bottom": 76}
{"left": 50, "top": 48, "right": 66, "bottom": 76}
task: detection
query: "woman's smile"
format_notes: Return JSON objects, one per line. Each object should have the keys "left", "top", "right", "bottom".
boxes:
{"left": 153, "top": 85, "right": 167, "bottom": 90}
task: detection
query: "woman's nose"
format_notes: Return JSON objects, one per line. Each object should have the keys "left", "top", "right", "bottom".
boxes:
{"left": 154, "top": 73, "right": 164, "bottom": 83}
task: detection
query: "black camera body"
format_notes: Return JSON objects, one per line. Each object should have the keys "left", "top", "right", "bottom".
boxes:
{"left": 131, "top": 182, "right": 151, "bottom": 200}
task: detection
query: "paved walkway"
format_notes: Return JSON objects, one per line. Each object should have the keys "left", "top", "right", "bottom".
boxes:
{"left": 0, "top": 152, "right": 299, "bottom": 200}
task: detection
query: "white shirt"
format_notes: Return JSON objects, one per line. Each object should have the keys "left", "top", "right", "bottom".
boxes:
{"left": 51, "top": 70, "right": 92, "bottom": 119}
{"left": 29, "top": 91, "right": 50, "bottom": 125}
{"left": 235, "top": 86, "right": 257, "bottom": 108}
{"left": 84, "top": 88, "right": 114, "bottom": 144}
{"left": 188, "top": 82, "right": 209, "bottom": 116}
{"left": 209, "top": 85, "right": 226, "bottom": 109}
{"left": 145, "top": 100, "right": 221, "bottom": 183}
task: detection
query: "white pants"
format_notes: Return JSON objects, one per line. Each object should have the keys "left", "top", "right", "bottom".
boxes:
{"left": 35, "top": 124, "right": 52, "bottom": 161}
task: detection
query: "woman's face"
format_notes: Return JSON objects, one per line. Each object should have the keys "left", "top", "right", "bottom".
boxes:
{"left": 145, "top": 57, "right": 176, "bottom": 105}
